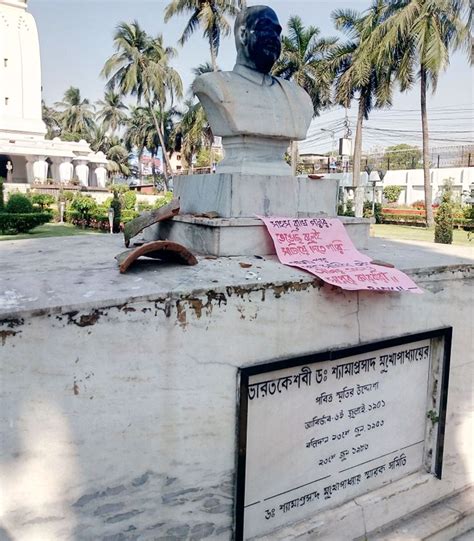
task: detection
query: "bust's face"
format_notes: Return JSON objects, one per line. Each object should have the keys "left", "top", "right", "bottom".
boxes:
{"left": 242, "top": 8, "right": 282, "bottom": 74}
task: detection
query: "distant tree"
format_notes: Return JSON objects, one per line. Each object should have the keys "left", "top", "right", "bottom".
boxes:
{"left": 384, "top": 144, "right": 421, "bottom": 170}
{"left": 42, "top": 100, "right": 61, "bottom": 139}
{"left": 102, "top": 21, "right": 183, "bottom": 190}
{"left": 55, "top": 87, "right": 95, "bottom": 139}
{"left": 330, "top": 1, "right": 396, "bottom": 218}
{"left": 380, "top": 0, "right": 471, "bottom": 227}
{"left": 173, "top": 100, "right": 212, "bottom": 171}
{"left": 96, "top": 91, "right": 128, "bottom": 134}
{"left": 272, "top": 15, "right": 338, "bottom": 174}
{"left": 164, "top": 0, "right": 243, "bottom": 71}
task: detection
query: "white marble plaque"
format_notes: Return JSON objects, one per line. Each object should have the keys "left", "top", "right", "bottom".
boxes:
{"left": 240, "top": 339, "right": 434, "bottom": 539}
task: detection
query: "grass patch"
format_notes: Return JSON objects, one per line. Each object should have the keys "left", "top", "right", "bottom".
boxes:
{"left": 372, "top": 224, "right": 473, "bottom": 247}
{"left": 0, "top": 222, "right": 104, "bottom": 241}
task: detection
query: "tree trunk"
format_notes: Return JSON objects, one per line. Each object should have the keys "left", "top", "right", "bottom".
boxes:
{"left": 151, "top": 150, "right": 157, "bottom": 187}
{"left": 138, "top": 149, "right": 143, "bottom": 182}
{"left": 291, "top": 140, "right": 299, "bottom": 176}
{"left": 146, "top": 97, "right": 171, "bottom": 192}
{"left": 210, "top": 42, "right": 218, "bottom": 72}
{"left": 353, "top": 96, "right": 365, "bottom": 218}
{"left": 420, "top": 66, "right": 434, "bottom": 227}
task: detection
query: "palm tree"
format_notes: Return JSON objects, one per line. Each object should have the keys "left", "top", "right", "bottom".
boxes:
{"left": 42, "top": 100, "right": 61, "bottom": 139}
{"left": 272, "top": 15, "right": 338, "bottom": 174}
{"left": 124, "top": 106, "right": 149, "bottom": 180}
{"left": 164, "top": 0, "right": 243, "bottom": 71}
{"left": 330, "top": 1, "right": 395, "bottom": 217}
{"left": 101, "top": 21, "right": 183, "bottom": 190}
{"left": 173, "top": 100, "right": 211, "bottom": 171}
{"left": 96, "top": 91, "right": 128, "bottom": 134}
{"left": 378, "top": 0, "right": 471, "bottom": 227}
{"left": 55, "top": 86, "right": 95, "bottom": 139}
{"left": 107, "top": 142, "right": 132, "bottom": 180}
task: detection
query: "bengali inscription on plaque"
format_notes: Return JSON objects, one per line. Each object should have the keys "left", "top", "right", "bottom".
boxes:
{"left": 239, "top": 339, "right": 435, "bottom": 539}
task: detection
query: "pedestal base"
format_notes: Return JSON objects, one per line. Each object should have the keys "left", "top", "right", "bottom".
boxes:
{"left": 144, "top": 215, "right": 371, "bottom": 257}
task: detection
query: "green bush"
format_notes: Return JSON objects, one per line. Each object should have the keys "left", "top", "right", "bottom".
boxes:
{"left": 70, "top": 194, "right": 97, "bottom": 225}
{"left": 6, "top": 193, "right": 34, "bottom": 214}
{"left": 121, "top": 209, "right": 139, "bottom": 223}
{"left": 121, "top": 190, "right": 137, "bottom": 211}
{"left": 363, "top": 201, "right": 383, "bottom": 223}
{"left": 381, "top": 213, "right": 426, "bottom": 226}
{"left": 154, "top": 191, "right": 173, "bottom": 209}
{"left": 29, "top": 193, "right": 56, "bottom": 210}
{"left": 0, "top": 212, "right": 51, "bottom": 233}
{"left": 383, "top": 185, "right": 404, "bottom": 204}
{"left": 434, "top": 181, "right": 454, "bottom": 244}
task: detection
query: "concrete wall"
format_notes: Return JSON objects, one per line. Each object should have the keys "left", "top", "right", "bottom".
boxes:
{"left": 330, "top": 167, "right": 473, "bottom": 206}
{"left": 0, "top": 247, "right": 472, "bottom": 540}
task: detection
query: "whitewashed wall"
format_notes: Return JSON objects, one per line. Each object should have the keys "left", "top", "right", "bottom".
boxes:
{"left": 0, "top": 256, "right": 472, "bottom": 540}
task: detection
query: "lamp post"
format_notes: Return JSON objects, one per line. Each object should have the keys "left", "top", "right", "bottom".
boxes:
{"left": 59, "top": 201, "right": 65, "bottom": 224}
{"left": 108, "top": 207, "right": 115, "bottom": 234}
{"left": 367, "top": 168, "right": 381, "bottom": 217}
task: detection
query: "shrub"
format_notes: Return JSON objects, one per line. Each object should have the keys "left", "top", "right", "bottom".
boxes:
{"left": 29, "top": 193, "right": 56, "bottom": 211}
{"left": 121, "top": 190, "right": 137, "bottom": 211}
{"left": 383, "top": 185, "right": 403, "bottom": 204}
{"left": 434, "top": 180, "right": 454, "bottom": 244}
{"left": 363, "top": 201, "right": 383, "bottom": 223}
{"left": 0, "top": 212, "right": 51, "bottom": 233}
{"left": 412, "top": 200, "right": 425, "bottom": 209}
{"left": 0, "top": 179, "right": 4, "bottom": 210}
{"left": 154, "top": 191, "right": 174, "bottom": 209}
{"left": 6, "top": 193, "right": 34, "bottom": 214}
{"left": 70, "top": 194, "right": 97, "bottom": 225}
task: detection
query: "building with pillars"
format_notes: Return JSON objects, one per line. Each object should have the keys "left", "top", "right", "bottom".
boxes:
{"left": 0, "top": 0, "right": 108, "bottom": 187}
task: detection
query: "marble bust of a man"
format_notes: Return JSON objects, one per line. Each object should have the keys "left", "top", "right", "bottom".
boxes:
{"left": 192, "top": 5, "right": 313, "bottom": 176}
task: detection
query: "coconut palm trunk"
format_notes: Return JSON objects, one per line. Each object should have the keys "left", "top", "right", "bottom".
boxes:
{"left": 210, "top": 42, "right": 218, "bottom": 72}
{"left": 146, "top": 97, "right": 172, "bottom": 191}
{"left": 353, "top": 96, "right": 365, "bottom": 218}
{"left": 420, "top": 66, "right": 434, "bottom": 227}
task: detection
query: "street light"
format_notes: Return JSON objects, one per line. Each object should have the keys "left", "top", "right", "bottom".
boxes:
{"left": 367, "top": 169, "right": 382, "bottom": 217}
{"left": 108, "top": 207, "right": 115, "bottom": 234}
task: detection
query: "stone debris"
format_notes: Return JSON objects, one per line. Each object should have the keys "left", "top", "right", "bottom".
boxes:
{"left": 115, "top": 241, "right": 198, "bottom": 274}
{"left": 123, "top": 198, "right": 180, "bottom": 247}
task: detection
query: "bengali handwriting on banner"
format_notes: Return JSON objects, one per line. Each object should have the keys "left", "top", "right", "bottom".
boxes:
{"left": 258, "top": 216, "right": 422, "bottom": 294}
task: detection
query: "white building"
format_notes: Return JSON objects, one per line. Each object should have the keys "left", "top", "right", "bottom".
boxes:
{"left": 0, "top": 0, "right": 107, "bottom": 186}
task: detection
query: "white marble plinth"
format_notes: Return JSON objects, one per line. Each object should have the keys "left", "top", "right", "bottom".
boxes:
{"left": 174, "top": 173, "right": 340, "bottom": 219}
{"left": 144, "top": 215, "right": 371, "bottom": 257}
{"left": 174, "top": 173, "right": 298, "bottom": 218}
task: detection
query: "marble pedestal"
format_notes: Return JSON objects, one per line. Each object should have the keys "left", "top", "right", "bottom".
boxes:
{"left": 153, "top": 173, "right": 369, "bottom": 256}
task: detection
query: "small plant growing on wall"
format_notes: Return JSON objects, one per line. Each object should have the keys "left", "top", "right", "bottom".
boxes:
{"left": 434, "top": 179, "right": 454, "bottom": 244}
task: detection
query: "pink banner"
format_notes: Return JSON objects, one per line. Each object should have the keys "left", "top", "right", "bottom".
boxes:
{"left": 259, "top": 216, "right": 422, "bottom": 293}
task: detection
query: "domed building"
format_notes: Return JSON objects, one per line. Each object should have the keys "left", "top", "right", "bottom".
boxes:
{"left": 0, "top": 0, "right": 108, "bottom": 187}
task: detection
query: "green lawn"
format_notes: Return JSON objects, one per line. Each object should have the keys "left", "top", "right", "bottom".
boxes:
{"left": 371, "top": 224, "right": 473, "bottom": 247}
{"left": 0, "top": 222, "right": 104, "bottom": 241}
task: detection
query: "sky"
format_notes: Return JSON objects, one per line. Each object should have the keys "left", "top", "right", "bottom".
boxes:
{"left": 29, "top": 0, "right": 473, "bottom": 153}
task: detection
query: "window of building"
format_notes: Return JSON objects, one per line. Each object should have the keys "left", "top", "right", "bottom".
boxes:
{"left": 5, "top": 97, "right": 9, "bottom": 106}
{"left": 176, "top": 166, "right": 182, "bottom": 170}
{"left": 176, "top": 154, "right": 181, "bottom": 161}
{"left": 3, "top": 58, "right": 7, "bottom": 67}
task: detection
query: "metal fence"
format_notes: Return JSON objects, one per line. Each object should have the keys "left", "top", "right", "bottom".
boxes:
{"left": 299, "top": 144, "right": 474, "bottom": 175}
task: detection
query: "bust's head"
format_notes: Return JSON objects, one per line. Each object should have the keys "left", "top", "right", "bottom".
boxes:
{"left": 234, "top": 5, "right": 282, "bottom": 74}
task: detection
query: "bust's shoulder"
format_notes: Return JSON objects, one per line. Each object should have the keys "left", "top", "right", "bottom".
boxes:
{"left": 192, "top": 71, "right": 237, "bottom": 100}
